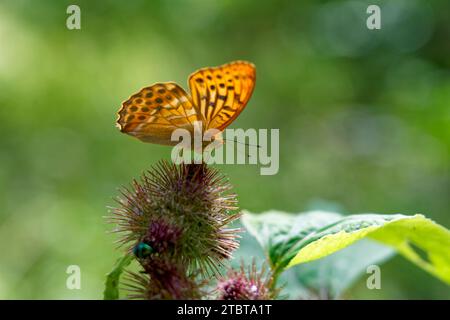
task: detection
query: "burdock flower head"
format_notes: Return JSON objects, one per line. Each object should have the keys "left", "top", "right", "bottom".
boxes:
{"left": 216, "top": 260, "right": 277, "bottom": 300}
{"left": 108, "top": 160, "right": 241, "bottom": 275}
{"left": 123, "top": 259, "right": 205, "bottom": 300}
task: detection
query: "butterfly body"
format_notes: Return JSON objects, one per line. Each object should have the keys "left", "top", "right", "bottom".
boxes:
{"left": 116, "top": 61, "right": 256, "bottom": 146}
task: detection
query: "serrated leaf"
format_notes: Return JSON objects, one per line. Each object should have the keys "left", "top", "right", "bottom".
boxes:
{"left": 282, "top": 239, "right": 395, "bottom": 299}
{"left": 103, "top": 254, "right": 133, "bottom": 300}
{"left": 241, "top": 210, "right": 342, "bottom": 270}
{"left": 233, "top": 219, "right": 394, "bottom": 298}
{"left": 242, "top": 210, "right": 450, "bottom": 284}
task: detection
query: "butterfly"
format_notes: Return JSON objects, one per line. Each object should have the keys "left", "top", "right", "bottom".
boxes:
{"left": 116, "top": 61, "right": 256, "bottom": 146}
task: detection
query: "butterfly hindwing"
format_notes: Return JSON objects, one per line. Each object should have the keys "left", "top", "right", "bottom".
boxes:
{"left": 188, "top": 61, "right": 256, "bottom": 131}
{"left": 116, "top": 82, "right": 199, "bottom": 145}
{"left": 116, "top": 61, "right": 256, "bottom": 145}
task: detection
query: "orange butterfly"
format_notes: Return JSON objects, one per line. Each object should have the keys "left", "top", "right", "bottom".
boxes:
{"left": 116, "top": 61, "right": 256, "bottom": 146}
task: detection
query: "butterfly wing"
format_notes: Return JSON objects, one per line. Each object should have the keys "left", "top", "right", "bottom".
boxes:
{"left": 116, "top": 82, "right": 200, "bottom": 145}
{"left": 188, "top": 61, "right": 256, "bottom": 131}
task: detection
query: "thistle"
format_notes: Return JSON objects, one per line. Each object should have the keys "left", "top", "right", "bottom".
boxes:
{"left": 108, "top": 160, "right": 241, "bottom": 276}
{"left": 123, "top": 259, "right": 205, "bottom": 300}
{"left": 216, "top": 260, "right": 277, "bottom": 300}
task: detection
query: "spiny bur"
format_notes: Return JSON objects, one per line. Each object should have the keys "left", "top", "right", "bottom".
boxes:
{"left": 108, "top": 160, "right": 242, "bottom": 299}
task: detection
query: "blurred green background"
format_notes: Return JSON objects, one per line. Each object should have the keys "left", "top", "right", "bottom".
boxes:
{"left": 0, "top": 0, "right": 449, "bottom": 299}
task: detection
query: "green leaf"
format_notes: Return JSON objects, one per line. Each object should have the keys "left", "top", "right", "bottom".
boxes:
{"left": 234, "top": 218, "right": 394, "bottom": 298}
{"left": 242, "top": 210, "right": 342, "bottom": 270}
{"left": 103, "top": 254, "right": 133, "bottom": 300}
{"left": 242, "top": 210, "right": 450, "bottom": 285}
{"left": 281, "top": 240, "right": 395, "bottom": 299}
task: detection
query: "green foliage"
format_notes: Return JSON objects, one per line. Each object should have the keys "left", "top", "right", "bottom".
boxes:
{"left": 103, "top": 254, "right": 133, "bottom": 300}
{"left": 282, "top": 240, "right": 395, "bottom": 299}
{"left": 242, "top": 211, "right": 341, "bottom": 271}
{"left": 232, "top": 221, "right": 395, "bottom": 298}
{"left": 242, "top": 211, "right": 450, "bottom": 285}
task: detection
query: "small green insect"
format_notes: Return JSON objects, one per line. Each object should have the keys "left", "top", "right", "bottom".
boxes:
{"left": 133, "top": 242, "right": 155, "bottom": 259}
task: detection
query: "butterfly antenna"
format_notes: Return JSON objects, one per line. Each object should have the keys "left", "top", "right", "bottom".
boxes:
{"left": 222, "top": 138, "right": 261, "bottom": 159}
{"left": 222, "top": 138, "right": 261, "bottom": 149}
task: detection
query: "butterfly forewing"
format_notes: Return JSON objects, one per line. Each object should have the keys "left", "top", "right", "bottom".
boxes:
{"left": 188, "top": 61, "right": 256, "bottom": 131}
{"left": 116, "top": 61, "right": 256, "bottom": 146}
{"left": 116, "top": 82, "right": 199, "bottom": 145}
